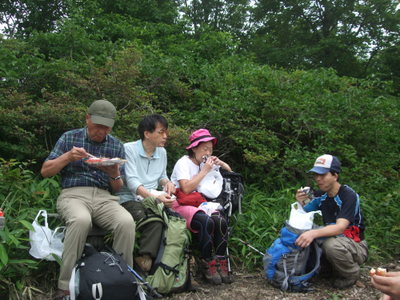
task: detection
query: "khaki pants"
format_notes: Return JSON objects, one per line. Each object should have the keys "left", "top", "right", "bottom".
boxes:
{"left": 122, "top": 200, "right": 163, "bottom": 258}
{"left": 57, "top": 187, "right": 135, "bottom": 290}
{"left": 322, "top": 236, "right": 368, "bottom": 279}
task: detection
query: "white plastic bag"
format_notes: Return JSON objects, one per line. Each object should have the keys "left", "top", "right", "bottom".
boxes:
{"left": 198, "top": 202, "right": 223, "bottom": 216}
{"left": 198, "top": 166, "right": 223, "bottom": 199}
{"left": 29, "top": 210, "right": 65, "bottom": 261}
{"left": 288, "top": 202, "right": 321, "bottom": 230}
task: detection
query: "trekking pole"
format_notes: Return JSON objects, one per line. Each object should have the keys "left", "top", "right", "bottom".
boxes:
{"left": 127, "top": 265, "right": 163, "bottom": 299}
{"left": 238, "top": 239, "right": 264, "bottom": 256}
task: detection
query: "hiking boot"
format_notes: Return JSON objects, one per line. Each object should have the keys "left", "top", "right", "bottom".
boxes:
{"left": 135, "top": 254, "right": 152, "bottom": 272}
{"left": 201, "top": 258, "right": 222, "bottom": 285}
{"left": 54, "top": 289, "right": 70, "bottom": 300}
{"left": 333, "top": 277, "right": 357, "bottom": 289}
{"left": 217, "top": 257, "right": 233, "bottom": 284}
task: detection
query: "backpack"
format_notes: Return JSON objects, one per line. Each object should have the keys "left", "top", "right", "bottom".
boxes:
{"left": 263, "top": 222, "right": 322, "bottom": 292}
{"left": 69, "top": 244, "right": 147, "bottom": 300}
{"left": 138, "top": 197, "right": 192, "bottom": 295}
{"left": 211, "top": 169, "right": 244, "bottom": 217}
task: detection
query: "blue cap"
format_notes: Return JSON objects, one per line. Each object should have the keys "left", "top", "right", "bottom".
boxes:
{"left": 309, "top": 154, "right": 341, "bottom": 174}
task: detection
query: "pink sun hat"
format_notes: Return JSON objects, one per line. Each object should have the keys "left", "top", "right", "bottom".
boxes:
{"left": 186, "top": 129, "right": 217, "bottom": 150}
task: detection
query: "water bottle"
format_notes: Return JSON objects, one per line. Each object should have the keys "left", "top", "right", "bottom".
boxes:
{"left": 0, "top": 210, "right": 5, "bottom": 230}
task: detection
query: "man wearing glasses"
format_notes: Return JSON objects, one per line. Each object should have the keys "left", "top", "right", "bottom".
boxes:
{"left": 117, "top": 114, "right": 175, "bottom": 272}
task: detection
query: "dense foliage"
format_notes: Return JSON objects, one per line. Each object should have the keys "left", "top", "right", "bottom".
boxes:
{"left": 1, "top": 0, "right": 400, "bottom": 298}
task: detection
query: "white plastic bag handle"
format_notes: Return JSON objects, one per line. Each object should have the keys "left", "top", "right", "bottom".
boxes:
{"left": 34, "top": 210, "right": 49, "bottom": 228}
{"left": 52, "top": 226, "right": 66, "bottom": 238}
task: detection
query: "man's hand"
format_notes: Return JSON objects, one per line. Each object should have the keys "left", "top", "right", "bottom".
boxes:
{"left": 296, "top": 188, "right": 310, "bottom": 206}
{"left": 41, "top": 146, "right": 90, "bottom": 178}
{"left": 69, "top": 146, "right": 90, "bottom": 162}
{"left": 295, "top": 230, "right": 316, "bottom": 248}
{"left": 156, "top": 193, "right": 175, "bottom": 208}
{"left": 164, "top": 181, "right": 176, "bottom": 195}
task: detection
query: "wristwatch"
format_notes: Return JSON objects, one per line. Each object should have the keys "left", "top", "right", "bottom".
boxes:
{"left": 110, "top": 175, "right": 121, "bottom": 181}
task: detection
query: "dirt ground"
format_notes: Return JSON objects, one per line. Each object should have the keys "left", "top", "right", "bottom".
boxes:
{"left": 34, "top": 260, "right": 398, "bottom": 300}
{"left": 165, "top": 263, "right": 400, "bottom": 300}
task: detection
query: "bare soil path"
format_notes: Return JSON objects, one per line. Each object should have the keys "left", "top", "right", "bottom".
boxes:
{"left": 165, "top": 264, "right": 394, "bottom": 300}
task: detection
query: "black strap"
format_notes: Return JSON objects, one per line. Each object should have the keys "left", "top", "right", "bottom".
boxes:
{"left": 189, "top": 135, "right": 212, "bottom": 144}
{"left": 158, "top": 262, "right": 179, "bottom": 275}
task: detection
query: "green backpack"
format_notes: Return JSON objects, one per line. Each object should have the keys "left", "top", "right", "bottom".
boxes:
{"left": 138, "top": 197, "right": 192, "bottom": 294}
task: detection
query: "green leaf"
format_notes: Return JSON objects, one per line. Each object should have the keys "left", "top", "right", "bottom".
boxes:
{"left": 0, "top": 244, "right": 9, "bottom": 266}
{"left": 20, "top": 219, "right": 34, "bottom": 231}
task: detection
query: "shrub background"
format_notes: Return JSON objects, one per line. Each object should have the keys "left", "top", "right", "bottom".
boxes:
{"left": 1, "top": 0, "right": 400, "bottom": 297}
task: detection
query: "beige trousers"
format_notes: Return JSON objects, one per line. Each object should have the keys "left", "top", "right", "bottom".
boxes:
{"left": 57, "top": 187, "right": 135, "bottom": 290}
{"left": 322, "top": 236, "right": 368, "bottom": 279}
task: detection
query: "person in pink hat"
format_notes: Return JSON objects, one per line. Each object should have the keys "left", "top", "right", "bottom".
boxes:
{"left": 170, "top": 129, "right": 233, "bottom": 285}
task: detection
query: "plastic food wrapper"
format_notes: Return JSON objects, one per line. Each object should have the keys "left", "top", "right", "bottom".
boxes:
{"left": 288, "top": 202, "right": 321, "bottom": 230}
{"left": 198, "top": 202, "right": 223, "bottom": 216}
{"left": 137, "top": 189, "right": 176, "bottom": 201}
{"left": 84, "top": 157, "right": 127, "bottom": 166}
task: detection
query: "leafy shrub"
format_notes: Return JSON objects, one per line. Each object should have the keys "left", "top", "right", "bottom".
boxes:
{"left": 0, "top": 159, "right": 61, "bottom": 298}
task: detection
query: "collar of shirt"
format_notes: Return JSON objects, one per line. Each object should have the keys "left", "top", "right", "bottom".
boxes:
{"left": 137, "top": 139, "right": 161, "bottom": 159}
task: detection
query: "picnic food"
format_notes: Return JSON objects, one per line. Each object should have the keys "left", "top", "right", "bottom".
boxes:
{"left": 86, "top": 158, "right": 103, "bottom": 163}
{"left": 369, "top": 267, "right": 387, "bottom": 276}
{"left": 85, "top": 157, "right": 127, "bottom": 166}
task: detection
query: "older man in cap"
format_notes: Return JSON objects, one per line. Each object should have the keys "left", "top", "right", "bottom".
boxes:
{"left": 41, "top": 100, "right": 135, "bottom": 300}
{"left": 294, "top": 154, "right": 368, "bottom": 289}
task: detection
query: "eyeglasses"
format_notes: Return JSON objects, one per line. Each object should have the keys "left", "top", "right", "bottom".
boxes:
{"left": 156, "top": 129, "right": 168, "bottom": 135}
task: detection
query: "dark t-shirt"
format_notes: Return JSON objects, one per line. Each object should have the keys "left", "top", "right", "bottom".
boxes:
{"left": 304, "top": 184, "right": 365, "bottom": 240}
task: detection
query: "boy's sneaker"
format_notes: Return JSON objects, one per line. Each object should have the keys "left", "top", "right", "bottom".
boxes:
{"left": 333, "top": 277, "right": 357, "bottom": 289}
{"left": 201, "top": 258, "right": 222, "bottom": 285}
{"left": 217, "top": 257, "right": 233, "bottom": 284}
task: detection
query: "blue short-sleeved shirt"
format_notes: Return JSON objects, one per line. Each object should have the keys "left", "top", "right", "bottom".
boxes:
{"left": 45, "top": 127, "right": 125, "bottom": 191}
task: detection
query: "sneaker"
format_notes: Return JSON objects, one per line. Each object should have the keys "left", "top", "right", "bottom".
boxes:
{"left": 54, "top": 289, "right": 70, "bottom": 300}
{"left": 333, "top": 277, "right": 357, "bottom": 289}
{"left": 201, "top": 258, "right": 222, "bottom": 285}
{"left": 135, "top": 254, "right": 152, "bottom": 272}
{"left": 217, "top": 257, "right": 233, "bottom": 284}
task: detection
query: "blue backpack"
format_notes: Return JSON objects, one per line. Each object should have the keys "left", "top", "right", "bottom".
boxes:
{"left": 263, "top": 223, "right": 322, "bottom": 292}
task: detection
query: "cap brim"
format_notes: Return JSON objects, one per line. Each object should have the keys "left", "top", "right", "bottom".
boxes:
{"left": 308, "top": 166, "right": 330, "bottom": 174}
{"left": 186, "top": 137, "right": 217, "bottom": 150}
{"left": 91, "top": 115, "right": 115, "bottom": 128}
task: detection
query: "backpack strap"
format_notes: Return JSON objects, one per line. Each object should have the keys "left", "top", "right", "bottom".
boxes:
{"left": 150, "top": 229, "right": 166, "bottom": 274}
{"left": 92, "top": 283, "right": 103, "bottom": 300}
{"left": 288, "top": 241, "right": 322, "bottom": 290}
{"left": 281, "top": 249, "right": 301, "bottom": 291}
{"left": 158, "top": 262, "right": 179, "bottom": 275}
{"left": 136, "top": 214, "right": 165, "bottom": 230}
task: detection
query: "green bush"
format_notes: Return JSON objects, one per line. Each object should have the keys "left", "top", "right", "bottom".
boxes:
{"left": 0, "top": 159, "right": 61, "bottom": 298}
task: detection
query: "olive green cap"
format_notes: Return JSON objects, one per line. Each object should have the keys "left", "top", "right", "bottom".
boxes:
{"left": 88, "top": 99, "right": 116, "bottom": 128}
